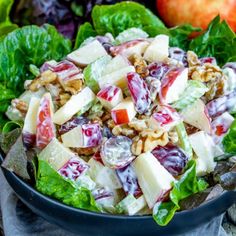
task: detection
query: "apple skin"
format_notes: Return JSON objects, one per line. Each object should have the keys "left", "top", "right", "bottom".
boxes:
{"left": 157, "top": 0, "right": 236, "bottom": 31}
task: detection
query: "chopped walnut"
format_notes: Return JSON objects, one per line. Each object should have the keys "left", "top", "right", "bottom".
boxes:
{"left": 185, "top": 123, "right": 200, "bottom": 135}
{"left": 187, "top": 51, "right": 201, "bottom": 67}
{"left": 112, "top": 124, "right": 137, "bottom": 138}
{"left": 59, "top": 93, "right": 71, "bottom": 106}
{"left": 72, "top": 147, "right": 98, "bottom": 156}
{"left": 128, "top": 118, "right": 148, "bottom": 132}
{"left": 64, "top": 79, "right": 83, "bottom": 95}
{"left": 205, "top": 74, "right": 227, "bottom": 101}
{"left": 107, "top": 119, "right": 116, "bottom": 129}
{"left": 11, "top": 99, "right": 28, "bottom": 116}
{"left": 131, "top": 128, "right": 168, "bottom": 155}
{"left": 29, "top": 70, "right": 57, "bottom": 91}
{"left": 189, "top": 62, "right": 222, "bottom": 83}
{"left": 131, "top": 54, "right": 149, "bottom": 78}
{"left": 101, "top": 112, "right": 111, "bottom": 122}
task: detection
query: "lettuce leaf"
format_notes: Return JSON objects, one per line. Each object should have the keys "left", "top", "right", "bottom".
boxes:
{"left": 189, "top": 16, "right": 236, "bottom": 66}
{"left": 222, "top": 118, "right": 236, "bottom": 154}
{"left": 36, "top": 160, "right": 100, "bottom": 212}
{"left": 91, "top": 2, "right": 165, "bottom": 37}
{"left": 0, "top": 24, "right": 71, "bottom": 128}
{"left": 153, "top": 160, "right": 208, "bottom": 226}
{"left": 0, "top": 0, "right": 18, "bottom": 38}
{"left": 74, "top": 22, "right": 97, "bottom": 49}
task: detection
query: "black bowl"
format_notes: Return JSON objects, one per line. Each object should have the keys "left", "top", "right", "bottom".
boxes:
{"left": 0, "top": 154, "right": 236, "bottom": 236}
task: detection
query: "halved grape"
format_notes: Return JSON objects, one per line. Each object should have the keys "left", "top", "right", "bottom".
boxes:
{"left": 116, "top": 164, "right": 142, "bottom": 198}
{"left": 101, "top": 136, "right": 134, "bottom": 169}
{"left": 59, "top": 116, "right": 88, "bottom": 135}
{"left": 58, "top": 157, "right": 89, "bottom": 181}
{"left": 169, "top": 47, "right": 187, "bottom": 66}
{"left": 148, "top": 62, "right": 170, "bottom": 79}
{"left": 152, "top": 144, "right": 188, "bottom": 176}
{"left": 127, "top": 72, "right": 151, "bottom": 114}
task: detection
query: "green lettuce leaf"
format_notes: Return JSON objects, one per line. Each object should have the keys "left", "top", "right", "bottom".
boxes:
{"left": 153, "top": 160, "right": 208, "bottom": 226}
{"left": 91, "top": 2, "right": 165, "bottom": 37}
{"left": 189, "top": 16, "right": 236, "bottom": 66}
{"left": 0, "top": 0, "right": 18, "bottom": 38}
{"left": 0, "top": 24, "right": 71, "bottom": 128}
{"left": 36, "top": 160, "right": 100, "bottom": 212}
{"left": 222, "top": 118, "right": 236, "bottom": 154}
{"left": 74, "top": 22, "right": 97, "bottom": 49}
{"left": 172, "top": 80, "right": 208, "bottom": 111}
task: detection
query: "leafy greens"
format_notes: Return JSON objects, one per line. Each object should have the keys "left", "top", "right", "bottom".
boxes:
{"left": 36, "top": 160, "right": 100, "bottom": 212}
{"left": 0, "top": 0, "right": 18, "bottom": 38}
{"left": 0, "top": 24, "right": 71, "bottom": 128}
{"left": 153, "top": 160, "right": 208, "bottom": 226}
{"left": 189, "top": 16, "right": 236, "bottom": 66}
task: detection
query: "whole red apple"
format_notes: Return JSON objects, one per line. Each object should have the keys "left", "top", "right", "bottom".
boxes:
{"left": 157, "top": 0, "right": 236, "bottom": 31}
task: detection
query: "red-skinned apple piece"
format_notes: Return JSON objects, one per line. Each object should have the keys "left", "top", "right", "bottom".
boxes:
{"left": 181, "top": 99, "right": 212, "bottom": 134}
{"left": 111, "top": 97, "right": 137, "bottom": 125}
{"left": 157, "top": 0, "right": 236, "bottom": 31}
{"left": 110, "top": 39, "right": 149, "bottom": 58}
{"left": 22, "top": 97, "right": 40, "bottom": 148}
{"left": 61, "top": 123, "right": 102, "bottom": 148}
{"left": 159, "top": 67, "right": 188, "bottom": 104}
{"left": 97, "top": 85, "right": 123, "bottom": 110}
{"left": 36, "top": 93, "right": 55, "bottom": 149}
{"left": 149, "top": 105, "right": 182, "bottom": 131}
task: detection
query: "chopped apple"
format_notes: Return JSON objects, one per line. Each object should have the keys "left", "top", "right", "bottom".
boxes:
{"left": 38, "top": 138, "right": 75, "bottom": 170}
{"left": 149, "top": 105, "right": 182, "bottom": 131}
{"left": 144, "top": 35, "right": 169, "bottom": 63}
{"left": 22, "top": 97, "right": 40, "bottom": 148}
{"left": 97, "top": 85, "right": 123, "bottom": 110}
{"left": 189, "top": 131, "right": 223, "bottom": 176}
{"left": 111, "top": 97, "right": 137, "bottom": 125}
{"left": 181, "top": 99, "right": 212, "bottom": 134}
{"left": 103, "top": 55, "right": 130, "bottom": 75}
{"left": 110, "top": 39, "right": 149, "bottom": 58}
{"left": 116, "top": 195, "right": 147, "bottom": 215}
{"left": 88, "top": 158, "right": 122, "bottom": 189}
{"left": 98, "top": 66, "right": 135, "bottom": 89}
{"left": 61, "top": 123, "right": 102, "bottom": 148}
{"left": 36, "top": 93, "right": 55, "bottom": 149}
{"left": 132, "top": 152, "right": 175, "bottom": 208}
{"left": 52, "top": 60, "right": 83, "bottom": 89}
{"left": 159, "top": 67, "right": 188, "bottom": 104}
{"left": 53, "top": 87, "right": 96, "bottom": 125}
{"left": 58, "top": 156, "right": 89, "bottom": 181}
{"left": 67, "top": 39, "right": 108, "bottom": 67}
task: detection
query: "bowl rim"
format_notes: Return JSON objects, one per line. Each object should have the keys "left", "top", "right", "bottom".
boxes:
{"left": 1, "top": 158, "right": 235, "bottom": 220}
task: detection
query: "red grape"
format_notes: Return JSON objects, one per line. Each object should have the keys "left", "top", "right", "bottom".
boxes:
{"left": 152, "top": 144, "right": 188, "bottom": 176}
{"left": 127, "top": 72, "right": 151, "bottom": 114}
{"left": 101, "top": 136, "right": 134, "bottom": 169}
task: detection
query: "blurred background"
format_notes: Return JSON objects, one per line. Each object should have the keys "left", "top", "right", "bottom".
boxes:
{"left": 10, "top": 0, "right": 156, "bottom": 39}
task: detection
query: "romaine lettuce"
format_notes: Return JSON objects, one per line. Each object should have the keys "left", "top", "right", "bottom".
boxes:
{"left": 36, "top": 160, "right": 100, "bottom": 212}
{"left": 0, "top": 24, "right": 71, "bottom": 128}
{"left": 153, "top": 160, "right": 208, "bottom": 226}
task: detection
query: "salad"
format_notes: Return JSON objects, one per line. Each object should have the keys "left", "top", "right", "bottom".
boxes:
{"left": 1, "top": 2, "right": 236, "bottom": 227}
